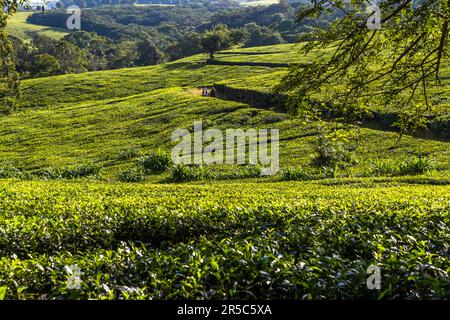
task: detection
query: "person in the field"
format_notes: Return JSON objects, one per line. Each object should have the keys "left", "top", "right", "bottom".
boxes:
{"left": 210, "top": 87, "right": 217, "bottom": 98}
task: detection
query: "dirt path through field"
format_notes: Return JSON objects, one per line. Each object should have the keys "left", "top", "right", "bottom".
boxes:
{"left": 187, "top": 88, "right": 203, "bottom": 96}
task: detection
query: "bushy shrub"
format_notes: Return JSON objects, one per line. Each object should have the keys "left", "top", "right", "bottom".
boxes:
{"left": 0, "top": 166, "right": 22, "bottom": 179}
{"left": 33, "top": 167, "right": 62, "bottom": 180}
{"left": 314, "top": 135, "right": 356, "bottom": 167}
{"left": 281, "top": 167, "right": 312, "bottom": 181}
{"left": 33, "top": 163, "right": 102, "bottom": 180}
{"left": 362, "top": 161, "right": 398, "bottom": 177}
{"left": 0, "top": 182, "right": 448, "bottom": 299}
{"left": 170, "top": 164, "right": 211, "bottom": 182}
{"left": 263, "top": 114, "right": 287, "bottom": 124}
{"left": 140, "top": 151, "right": 172, "bottom": 174}
{"left": 320, "top": 165, "right": 340, "bottom": 178}
{"left": 118, "top": 148, "right": 140, "bottom": 161}
{"left": 233, "top": 164, "right": 262, "bottom": 179}
{"left": 398, "top": 156, "right": 434, "bottom": 175}
{"left": 119, "top": 167, "right": 146, "bottom": 182}
{"left": 63, "top": 163, "right": 102, "bottom": 179}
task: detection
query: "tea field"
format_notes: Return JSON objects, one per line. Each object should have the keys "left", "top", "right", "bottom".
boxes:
{"left": 2, "top": 44, "right": 449, "bottom": 179}
{"left": 6, "top": 12, "right": 68, "bottom": 42}
{"left": 1, "top": 87, "right": 449, "bottom": 179}
{"left": 0, "top": 44, "right": 449, "bottom": 300}
{"left": 0, "top": 179, "right": 448, "bottom": 299}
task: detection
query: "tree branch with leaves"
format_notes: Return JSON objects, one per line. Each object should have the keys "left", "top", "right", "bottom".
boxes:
{"left": 277, "top": 0, "right": 450, "bottom": 136}
{"left": 200, "top": 24, "right": 248, "bottom": 61}
{"left": 1, "top": 0, "right": 23, "bottom": 114}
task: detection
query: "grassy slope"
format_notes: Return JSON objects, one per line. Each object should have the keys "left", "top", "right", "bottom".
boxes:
{"left": 3, "top": 88, "right": 450, "bottom": 177}
{"left": 6, "top": 12, "right": 69, "bottom": 42}
{"left": 215, "top": 45, "right": 450, "bottom": 116}
{"left": 1, "top": 44, "right": 448, "bottom": 179}
{"left": 16, "top": 44, "right": 306, "bottom": 110}
{"left": 0, "top": 44, "right": 449, "bottom": 300}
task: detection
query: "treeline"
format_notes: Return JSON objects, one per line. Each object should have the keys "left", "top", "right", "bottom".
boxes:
{"left": 26, "top": 6, "right": 208, "bottom": 41}
{"left": 28, "top": 2, "right": 319, "bottom": 42}
{"left": 10, "top": 32, "right": 166, "bottom": 78}
{"left": 10, "top": 2, "right": 335, "bottom": 79}
{"left": 57, "top": 0, "right": 229, "bottom": 9}
{"left": 57, "top": 0, "right": 136, "bottom": 8}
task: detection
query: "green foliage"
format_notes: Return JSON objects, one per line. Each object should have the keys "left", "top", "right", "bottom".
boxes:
{"left": 0, "top": 3, "right": 448, "bottom": 302}
{"left": 6, "top": 12, "right": 68, "bottom": 42}
{"left": 0, "top": 44, "right": 446, "bottom": 180}
{"left": 140, "top": 151, "right": 172, "bottom": 174}
{"left": 0, "top": 163, "right": 103, "bottom": 180}
{"left": 31, "top": 54, "right": 61, "bottom": 77}
{"left": 31, "top": 34, "right": 90, "bottom": 75}
{"left": 394, "top": 109, "right": 430, "bottom": 140}
{"left": 0, "top": 11, "right": 20, "bottom": 114}
{"left": 135, "top": 40, "right": 167, "bottom": 66}
{"left": 33, "top": 163, "right": 102, "bottom": 180}
{"left": 281, "top": 166, "right": 312, "bottom": 181}
{"left": 234, "top": 164, "right": 261, "bottom": 178}
{"left": 362, "top": 157, "right": 435, "bottom": 177}
{"left": 118, "top": 167, "right": 146, "bottom": 183}
{"left": 170, "top": 164, "right": 211, "bottom": 182}
{"left": 398, "top": 157, "right": 435, "bottom": 176}
{"left": 362, "top": 160, "right": 398, "bottom": 177}
{"left": 278, "top": 0, "right": 450, "bottom": 136}
{"left": 313, "top": 133, "right": 356, "bottom": 168}
{"left": 0, "top": 181, "right": 448, "bottom": 299}
{"left": 243, "top": 22, "right": 285, "bottom": 47}
{"left": 200, "top": 24, "right": 248, "bottom": 60}
{"left": 0, "top": 286, "right": 6, "bottom": 300}
{"left": 320, "top": 164, "right": 340, "bottom": 179}
{"left": 0, "top": 165, "right": 22, "bottom": 179}
{"left": 1, "top": 1, "right": 22, "bottom": 16}
{"left": 117, "top": 148, "right": 140, "bottom": 161}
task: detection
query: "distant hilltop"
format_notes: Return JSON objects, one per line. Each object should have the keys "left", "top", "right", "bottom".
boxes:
{"left": 19, "top": 0, "right": 62, "bottom": 11}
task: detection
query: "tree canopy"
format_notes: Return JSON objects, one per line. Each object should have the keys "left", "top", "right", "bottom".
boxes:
{"left": 200, "top": 24, "right": 248, "bottom": 60}
{"left": 278, "top": 0, "right": 450, "bottom": 133}
{"left": 1, "top": 0, "right": 22, "bottom": 114}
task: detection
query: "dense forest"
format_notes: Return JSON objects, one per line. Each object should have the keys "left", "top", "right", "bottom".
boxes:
{"left": 10, "top": 1, "right": 332, "bottom": 78}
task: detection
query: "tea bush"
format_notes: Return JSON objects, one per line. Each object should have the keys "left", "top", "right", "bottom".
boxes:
{"left": 118, "top": 167, "right": 146, "bottom": 182}
{"left": 228, "top": 164, "right": 262, "bottom": 179}
{"left": 313, "top": 135, "right": 356, "bottom": 168}
{"left": 118, "top": 148, "right": 140, "bottom": 161}
{"left": 398, "top": 157, "right": 435, "bottom": 176}
{"left": 0, "top": 180, "right": 448, "bottom": 299}
{"left": 362, "top": 160, "right": 398, "bottom": 177}
{"left": 281, "top": 167, "right": 312, "bottom": 181}
{"left": 0, "top": 166, "right": 22, "bottom": 179}
{"left": 170, "top": 164, "right": 211, "bottom": 182}
{"left": 32, "top": 163, "right": 102, "bottom": 180}
{"left": 140, "top": 151, "right": 172, "bottom": 174}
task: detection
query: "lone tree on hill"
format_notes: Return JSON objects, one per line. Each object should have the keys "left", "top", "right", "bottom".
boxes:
{"left": 200, "top": 24, "right": 248, "bottom": 61}
{"left": 277, "top": 0, "right": 450, "bottom": 133}
{"left": 0, "top": 0, "right": 22, "bottom": 114}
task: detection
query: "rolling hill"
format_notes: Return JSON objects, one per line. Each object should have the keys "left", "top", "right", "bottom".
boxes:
{"left": 2, "top": 44, "right": 448, "bottom": 180}
{"left": 6, "top": 12, "right": 69, "bottom": 42}
{"left": 0, "top": 43, "right": 448, "bottom": 300}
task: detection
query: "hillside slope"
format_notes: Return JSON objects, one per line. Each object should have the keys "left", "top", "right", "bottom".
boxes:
{"left": 0, "top": 44, "right": 449, "bottom": 301}
{"left": 1, "top": 44, "right": 449, "bottom": 180}
{"left": 7, "top": 12, "right": 68, "bottom": 42}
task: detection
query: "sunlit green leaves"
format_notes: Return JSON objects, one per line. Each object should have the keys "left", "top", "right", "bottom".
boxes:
{"left": 0, "top": 180, "right": 448, "bottom": 299}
